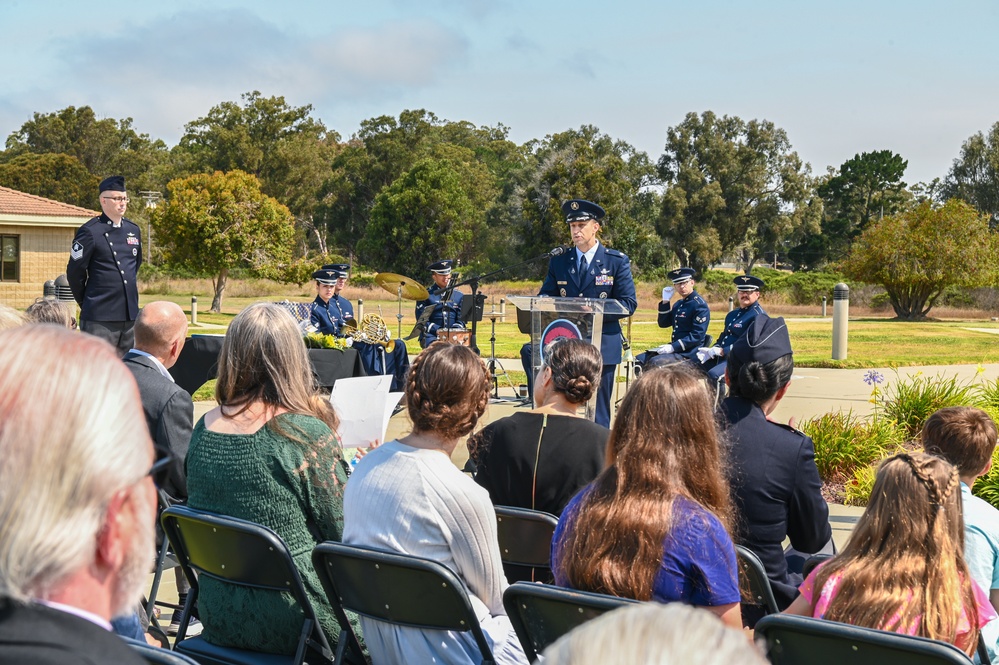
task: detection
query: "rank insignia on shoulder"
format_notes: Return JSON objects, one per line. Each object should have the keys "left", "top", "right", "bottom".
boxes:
{"left": 70, "top": 241, "right": 83, "bottom": 261}
{"left": 696, "top": 316, "right": 706, "bottom": 323}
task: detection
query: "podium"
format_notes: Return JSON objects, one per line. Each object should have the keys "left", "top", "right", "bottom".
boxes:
{"left": 507, "top": 295, "right": 630, "bottom": 421}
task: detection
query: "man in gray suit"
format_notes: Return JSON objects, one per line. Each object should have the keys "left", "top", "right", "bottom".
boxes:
{"left": 122, "top": 301, "right": 199, "bottom": 636}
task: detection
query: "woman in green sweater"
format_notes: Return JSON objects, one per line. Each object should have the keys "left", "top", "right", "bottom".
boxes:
{"left": 185, "top": 302, "right": 358, "bottom": 656}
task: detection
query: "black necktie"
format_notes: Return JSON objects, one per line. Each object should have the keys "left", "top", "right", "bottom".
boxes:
{"left": 578, "top": 254, "right": 588, "bottom": 275}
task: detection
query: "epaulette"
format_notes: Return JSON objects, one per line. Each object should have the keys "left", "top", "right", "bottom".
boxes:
{"left": 604, "top": 248, "right": 627, "bottom": 259}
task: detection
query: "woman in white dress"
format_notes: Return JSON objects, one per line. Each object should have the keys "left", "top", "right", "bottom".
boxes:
{"left": 343, "top": 342, "right": 528, "bottom": 665}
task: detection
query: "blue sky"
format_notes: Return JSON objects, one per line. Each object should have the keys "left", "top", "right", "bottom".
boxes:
{"left": 1, "top": 0, "right": 996, "bottom": 184}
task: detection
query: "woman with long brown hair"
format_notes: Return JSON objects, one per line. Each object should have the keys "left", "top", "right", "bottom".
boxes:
{"left": 551, "top": 364, "right": 742, "bottom": 628}
{"left": 784, "top": 452, "right": 996, "bottom": 656}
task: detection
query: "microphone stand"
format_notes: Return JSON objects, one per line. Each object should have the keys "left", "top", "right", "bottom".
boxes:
{"left": 450, "top": 248, "right": 565, "bottom": 354}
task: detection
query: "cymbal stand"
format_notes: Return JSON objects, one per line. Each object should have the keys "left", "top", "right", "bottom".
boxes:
{"left": 392, "top": 284, "right": 404, "bottom": 339}
{"left": 485, "top": 309, "right": 518, "bottom": 402}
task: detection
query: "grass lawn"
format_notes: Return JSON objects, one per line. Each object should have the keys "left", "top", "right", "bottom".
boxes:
{"left": 142, "top": 279, "right": 999, "bottom": 400}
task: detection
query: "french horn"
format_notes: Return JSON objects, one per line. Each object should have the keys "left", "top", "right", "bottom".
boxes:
{"left": 341, "top": 313, "right": 395, "bottom": 353}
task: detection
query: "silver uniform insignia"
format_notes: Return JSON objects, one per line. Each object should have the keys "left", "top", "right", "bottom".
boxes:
{"left": 70, "top": 241, "right": 84, "bottom": 261}
{"left": 560, "top": 288, "right": 566, "bottom": 297}
{"left": 599, "top": 292, "right": 608, "bottom": 298}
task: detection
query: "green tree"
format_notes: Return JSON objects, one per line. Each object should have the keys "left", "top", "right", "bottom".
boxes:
{"left": 2, "top": 105, "right": 168, "bottom": 191}
{"left": 794, "top": 150, "right": 908, "bottom": 268}
{"left": 942, "top": 122, "right": 999, "bottom": 226}
{"left": 358, "top": 147, "right": 496, "bottom": 277}
{"left": 152, "top": 170, "right": 296, "bottom": 311}
{"left": 0, "top": 153, "right": 98, "bottom": 207}
{"left": 657, "top": 111, "right": 816, "bottom": 274}
{"left": 176, "top": 91, "right": 340, "bottom": 254}
{"left": 842, "top": 199, "right": 996, "bottom": 320}
{"left": 512, "top": 125, "right": 662, "bottom": 277}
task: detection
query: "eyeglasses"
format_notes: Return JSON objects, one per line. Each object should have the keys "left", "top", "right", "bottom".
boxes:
{"left": 101, "top": 196, "right": 129, "bottom": 203}
{"left": 147, "top": 454, "right": 173, "bottom": 488}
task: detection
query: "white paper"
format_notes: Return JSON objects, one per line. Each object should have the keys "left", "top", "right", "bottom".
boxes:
{"left": 329, "top": 375, "right": 402, "bottom": 448}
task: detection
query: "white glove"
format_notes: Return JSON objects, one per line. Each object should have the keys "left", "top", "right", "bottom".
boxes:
{"left": 662, "top": 286, "right": 674, "bottom": 301}
{"left": 696, "top": 346, "right": 722, "bottom": 363}
{"left": 653, "top": 344, "right": 674, "bottom": 355}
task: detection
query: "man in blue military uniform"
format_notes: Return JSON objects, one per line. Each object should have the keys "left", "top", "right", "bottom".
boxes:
{"left": 309, "top": 263, "right": 410, "bottom": 391}
{"left": 520, "top": 199, "right": 637, "bottom": 428}
{"left": 695, "top": 274, "right": 767, "bottom": 382}
{"left": 66, "top": 175, "right": 142, "bottom": 356}
{"left": 415, "top": 259, "right": 464, "bottom": 348}
{"left": 638, "top": 267, "right": 710, "bottom": 370}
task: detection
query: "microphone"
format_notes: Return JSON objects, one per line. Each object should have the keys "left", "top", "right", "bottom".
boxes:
{"left": 549, "top": 245, "right": 568, "bottom": 257}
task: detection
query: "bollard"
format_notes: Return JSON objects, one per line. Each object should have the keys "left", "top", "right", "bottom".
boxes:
{"left": 191, "top": 296, "right": 197, "bottom": 326}
{"left": 832, "top": 283, "right": 849, "bottom": 360}
{"left": 357, "top": 299, "right": 364, "bottom": 321}
{"left": 822, "top": 295, "right": 827, "bottom": 318}
{"left": 728, "top": 296, "right": 735, "bottom": 312}
{"left": 499, "top": 298, "right": 506, "bottom": 323}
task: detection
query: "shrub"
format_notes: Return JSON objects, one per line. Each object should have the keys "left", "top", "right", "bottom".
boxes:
{"left": 877, "top": 372, "right": 979, "bottom": 439}
{"left": 800, "top": 411, "right": 904, "bottom": 482}
{"left": 844, "top": 462, "right": 878, "bottom": 506}
{"left": 972, "top": 446, "right": 999, "bottom": 510}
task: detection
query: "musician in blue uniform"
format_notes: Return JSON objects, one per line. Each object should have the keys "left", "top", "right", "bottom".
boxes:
{"left": 309, "top": 264, "right": 353, "bottom": 335}
{"left": 309, "top": 263, "right": 410, "bottom": 391}
{"left": 638, "top": 267, "right": 710, "bottom": 370}
{"left": 520, "top": 199, "right": 637, "bottom": 428}
{"left": 695, "top": 274, "right": 767, "bottom": 382}
{"left": 415, "top": 259, "right": 464, "bottom": 348}
{"left": 66, "top": 175, "right": 142, "bottom": 356}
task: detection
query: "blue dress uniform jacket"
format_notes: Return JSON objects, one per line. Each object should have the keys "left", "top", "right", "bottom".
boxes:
{"left": 657, "top": 291, "right": 709, "bottom": 359}
{"left": 720, "top": 395, "right": 832, "bottom": 609}
{"left": 538, "top": 243, "right": 637, "bottom": 366}
{"left": 416, "top": 285, "right": 464, "bottom": 348}
{"left": 66, "top": 214, "right": 142, "bottom": 322}
{"left": 716, "top": 302, "right": 766, "bottom": 355}
{"left": 309, "top": 294, "right": 353, "bottom": 336}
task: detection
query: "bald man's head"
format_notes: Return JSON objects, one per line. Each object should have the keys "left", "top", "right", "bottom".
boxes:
{"left": 133, "top": 301, "right": 188, "bottom": 367}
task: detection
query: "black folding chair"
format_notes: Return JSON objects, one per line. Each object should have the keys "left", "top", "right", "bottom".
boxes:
{"left": 755, "top": 614, "right": 974, "bottom": 665}
{"left": 312, "top": 541, "right": 495, "bottom": 665}
{"left": 161, "top": 505, "right": 335, "bottom": 665}
{"left": 502, "top": 581, "right": 639, "bottom": 662}
{"left": 145, "top": 490, "right": 182, "bottom": 626}
{"left": 494, "top": 505, "right": 558, "bottom": 582}
{"left": 737, "top": 544, "right": 781, "bottom": 616}
{"left": 125, "top": 638, "right": 201, "bottom": 665}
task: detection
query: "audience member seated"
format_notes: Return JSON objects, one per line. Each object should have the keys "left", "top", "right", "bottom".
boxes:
{"left": 24, "top": 297, "right": 76, "bottom": 328}
{"left": 720, "top": 314, "right": 831, "bottom": 611}
{"left": 184, "top": 303, "right": 358, "bottom": 656}
{"left": 343, "top": 343, "right": 528, "bottom": 665}
{"left": 468, "top": 337, "right": 608, "bottom": 517}
{"left": 784, "top": 453, "right": 996, "bottom": 657}
{"left": 551, "top": 365, "right": 742, "bottom": 629}
{"left": 923, "top": 406, "right": 999, "bottom": 660}
{"left": 0, "top": 303, "right": 24, "bottom": 330}
{"left": 541, "top": 602, "right": 767, "bottom": 665}
{"left": 122, "top": 300, "right": 199, "bottom": 637}
{"left": 0, "top": 325, "right": 154, "bottom": 664}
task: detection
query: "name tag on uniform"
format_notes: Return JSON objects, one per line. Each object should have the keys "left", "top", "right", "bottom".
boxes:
{"left": 595, "top": 275, "right": 614, "bottom": 286}
{"left": 557, "top": 281, "right": 567, "bottom": 285}
{"left": 127, "top": 236, "right": 140, "bottom": 245}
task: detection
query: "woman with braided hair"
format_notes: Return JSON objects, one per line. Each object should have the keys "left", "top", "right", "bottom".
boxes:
{"left": 785, "top": 452, "right": 997, "bottom": 656}
{"left": 343, "top": 342, "right": 529, "bottom": 665}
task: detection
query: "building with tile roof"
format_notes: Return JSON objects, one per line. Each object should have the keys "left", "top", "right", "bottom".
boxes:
{"left": 0, "top": 185, "right": 96, "bottom": 308}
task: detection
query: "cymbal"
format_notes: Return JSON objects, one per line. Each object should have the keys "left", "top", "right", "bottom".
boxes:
{"left": 374, "top": 272, "right": 429, "bottom": 301}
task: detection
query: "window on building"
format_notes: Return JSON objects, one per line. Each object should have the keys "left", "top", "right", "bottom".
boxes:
{"left": 1, "top": 235, "right": 19, "bottom": 282}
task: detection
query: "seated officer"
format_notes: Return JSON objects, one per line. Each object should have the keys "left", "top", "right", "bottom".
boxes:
{"left": 415, "top": 259, "right": 464, "bottom": 348}
{"left": 637, "top": 267, "right": 709, "bottom": 370}
{"left": 309, "top": 263, "right": 410, "bottom": 392}
{"left": 696, "top": 274, "right": 767, "bottom": 383}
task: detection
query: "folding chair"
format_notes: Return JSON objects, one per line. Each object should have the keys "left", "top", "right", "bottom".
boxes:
{"left": 737, "top": 544, "right": 781, "bottom": 616}
{"left": 125, "top": 638, "right": 201, "bottom": 665}
{"left": 494, "top": 506, "right": 559, "bottom": 582}
{"left": 311, "top": 541, "right": 495, "bottom": 665}
{"left": 161, "top": 505, "right": 335, "bottom": 665}
{"left": 755, "top": 614, "right": 974, "bottom": 665}
{"left": 502, "top": 581, "right": 639, "bottom": 662}
{"left": 145, "top": 490, "right": 182, "bottom": 627}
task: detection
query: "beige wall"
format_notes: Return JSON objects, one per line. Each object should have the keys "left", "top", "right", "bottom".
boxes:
{"left": 0, "top": 223, "right": 77, "bottom": 309}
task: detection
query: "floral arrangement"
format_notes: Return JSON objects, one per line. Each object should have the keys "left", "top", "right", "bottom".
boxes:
{"left": 303, "top": 332, "right": 351, "bottom": 350}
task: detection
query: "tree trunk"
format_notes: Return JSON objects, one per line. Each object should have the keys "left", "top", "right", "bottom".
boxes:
{"left": 211, "top": 267, "right": 228, "bottom": 313}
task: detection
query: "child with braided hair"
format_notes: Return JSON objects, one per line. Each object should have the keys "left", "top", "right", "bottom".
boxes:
{"left": 784, "top": 452, "right": 997, "bottom": 656}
